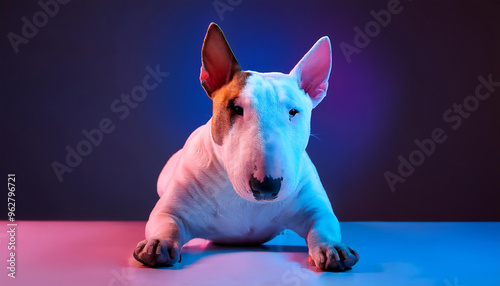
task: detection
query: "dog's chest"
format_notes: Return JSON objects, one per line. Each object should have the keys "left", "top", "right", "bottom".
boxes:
{"left": 190, "top": 193, "right": 287, "bottom": 244}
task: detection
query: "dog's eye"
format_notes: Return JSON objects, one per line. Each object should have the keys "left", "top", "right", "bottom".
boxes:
{"left": 233, "top": 106, "right": 244, "bottom": 116}
{"left": 289, "top": 109, "right": 299, "bottom": 120}
{"left": 229, "top": 101, "right": 244, "bottom": 116}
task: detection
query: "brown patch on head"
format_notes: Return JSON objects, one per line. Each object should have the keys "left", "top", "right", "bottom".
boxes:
{"left": 211, "top": 71, "right": 251, "bottom": 145}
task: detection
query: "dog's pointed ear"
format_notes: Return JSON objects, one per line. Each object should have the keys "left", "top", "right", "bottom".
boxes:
{"left": 290, "top": 36, "right": 332, "bottom": 108}
{"left": 200, "top": 23, "right": 241, "bottom": 98}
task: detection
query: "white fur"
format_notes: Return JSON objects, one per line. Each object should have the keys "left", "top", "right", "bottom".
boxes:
{"left": 149, "top": 70, "right": 338, "bottom": 244}
{"left": 138, "top": 35, "right": 357, "bottom": 271}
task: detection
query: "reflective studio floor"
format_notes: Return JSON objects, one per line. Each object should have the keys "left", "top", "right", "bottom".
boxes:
{"left": 1, "top": 221, "right": 499, "bottom": 286}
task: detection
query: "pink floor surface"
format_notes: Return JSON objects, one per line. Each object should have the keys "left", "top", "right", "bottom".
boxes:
{"left": 1, "top": 221, "right": 499, "bottom": 286}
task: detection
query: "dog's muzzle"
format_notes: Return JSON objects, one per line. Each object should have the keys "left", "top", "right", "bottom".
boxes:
{"left": 249, "top": 175, "right": 283, "bottom": 201}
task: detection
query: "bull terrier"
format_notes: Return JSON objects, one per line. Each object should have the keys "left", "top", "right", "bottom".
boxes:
{"left": 133, "top": 23, "right": 359, "bottom": 271}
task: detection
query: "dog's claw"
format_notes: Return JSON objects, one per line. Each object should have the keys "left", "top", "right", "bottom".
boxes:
{"left": 133, "top": 238, "right": 181, "bottom": 267}
{"left": 309, "top": 243, "right": 359, "bottom": 272}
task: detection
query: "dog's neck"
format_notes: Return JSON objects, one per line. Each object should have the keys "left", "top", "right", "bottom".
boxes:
{"left": 194, "top": 118, "right": 227, "bottom": 174}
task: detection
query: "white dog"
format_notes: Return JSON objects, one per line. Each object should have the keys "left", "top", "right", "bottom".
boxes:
{"left": 134, "top": 23, "right": 359, "bottom": 271}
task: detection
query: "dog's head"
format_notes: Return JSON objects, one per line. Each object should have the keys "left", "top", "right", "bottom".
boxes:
{"left": 200, "top": 23, "right": 331, "bottom": 202}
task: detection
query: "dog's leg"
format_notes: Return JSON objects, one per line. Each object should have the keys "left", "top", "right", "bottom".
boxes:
{"left": 289, "top": 209, "right": 359, "bottom": 271}
{"left": 133, "top": 211, "right": 190, "bottom": 267}
{"left": 286, "top": 168, "right": 359, "bottom": 271}
{"left": 303, "top": 213, "right": 359, "bottom": 271}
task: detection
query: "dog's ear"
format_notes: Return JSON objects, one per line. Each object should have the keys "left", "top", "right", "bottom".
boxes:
{"left": 200, "top": 23, "right": 241, "bottom": 98}
{"left": 290, "top": 36, "right": 332, "bottom": 108}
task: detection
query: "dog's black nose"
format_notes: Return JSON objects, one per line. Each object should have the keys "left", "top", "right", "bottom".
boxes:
{"left": 249, "top": 175, "right": 283, "bottom": 201}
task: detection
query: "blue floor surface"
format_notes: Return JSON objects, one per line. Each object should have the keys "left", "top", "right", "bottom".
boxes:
{"left": 0, "top": 221, "right": 498, "bottom": 286}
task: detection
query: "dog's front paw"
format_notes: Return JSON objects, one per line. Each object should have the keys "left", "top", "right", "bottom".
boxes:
{"left": 133, "top": 238, "right": 181, "bottom": 267}
{"left": 308, "top": 243, "right": 359, "bottom": 271}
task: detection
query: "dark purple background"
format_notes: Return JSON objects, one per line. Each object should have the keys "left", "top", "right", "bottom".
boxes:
{"left": 1, "top": 0, "right": 499, "bottom": 221}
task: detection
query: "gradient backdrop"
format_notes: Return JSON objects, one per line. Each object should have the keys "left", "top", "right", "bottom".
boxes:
{"left": 1, "top": 0, "right": 499, "bottom": 221}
